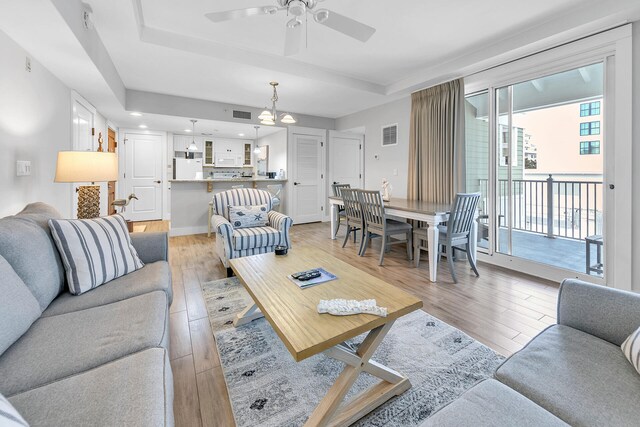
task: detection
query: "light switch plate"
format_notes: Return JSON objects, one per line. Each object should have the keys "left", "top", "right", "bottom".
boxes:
{"left": 16, "top": 160, "right": 31, "bottom": 176}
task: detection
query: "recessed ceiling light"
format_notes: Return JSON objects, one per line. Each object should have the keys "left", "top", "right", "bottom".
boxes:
{"left": 184, "top": 129, "right": 192, "bottom": 132}
{"left": 130, "top": 112, "right": 142, "bottom": 117}
{"left": 139, "top": 124, "right": 148, "bottom": 129}
{"left": 238, "top": 133, "right": 245, "bottom": 137}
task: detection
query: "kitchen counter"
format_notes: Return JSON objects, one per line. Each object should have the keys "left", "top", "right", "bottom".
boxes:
{"left": 169, "top": 178, "right": 288, "bottom": 237}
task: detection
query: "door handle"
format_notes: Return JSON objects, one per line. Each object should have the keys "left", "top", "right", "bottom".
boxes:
{"left": 294, "top": 182, "right": 300, "bottom": 186}
{"left": 155, "top": 180, "right": 161, "bottom": 184}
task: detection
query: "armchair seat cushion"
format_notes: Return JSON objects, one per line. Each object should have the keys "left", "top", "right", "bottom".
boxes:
{"left": 232, "top": 226, "right": 283, "bottom": 250}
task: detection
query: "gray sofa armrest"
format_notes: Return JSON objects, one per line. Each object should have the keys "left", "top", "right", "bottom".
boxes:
{"left": 557, "top": 279, "right": 640, "bottom": 346}
{"left": 130, "top": 232, "right": 169, "bottom": 264}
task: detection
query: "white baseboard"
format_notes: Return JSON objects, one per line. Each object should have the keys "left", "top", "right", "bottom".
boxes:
{"left": 170, "top": 225, "right": 209, "bottom": 237}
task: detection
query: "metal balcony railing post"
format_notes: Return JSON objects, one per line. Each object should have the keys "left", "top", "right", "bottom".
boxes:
{"left": 546, "top": 174, "right": 554, "bottom": 238}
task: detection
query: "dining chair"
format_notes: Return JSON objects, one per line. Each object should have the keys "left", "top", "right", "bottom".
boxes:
{"left": 340, "top": 188, "right": 364, "bottom": 253}
{"left": 267, "top": 184, "right": 283, "bottom": 212}
{"left": 438, "top": 192, "right": 481, "bottom": 283}
{"left": 358, "top": 190, "right": 413, "bottom": 266}
{"left": 332, "top": 183, "right": 351, "bottom": 234}
{"left": 413, "top": 226, "right": 429, "bottom": 268}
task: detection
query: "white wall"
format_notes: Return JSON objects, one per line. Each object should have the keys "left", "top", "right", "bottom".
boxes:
{"left": 0, "top": 29, "right": 73, "bottom": 218}
{"left": 632, "top": 22, "right": 640, "bottom": 292}
{"left": 257, "top": 129, "right": 287, "bottom": 176}
{"left": 335, "top": 97, "right": 411, "bottom": 198}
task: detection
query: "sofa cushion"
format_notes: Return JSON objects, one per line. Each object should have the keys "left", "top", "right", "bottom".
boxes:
{"left": 228, "top": 204, "right": 269, "bottom": 228}
{"left": 232, "top": 226, "right": 282, "bottom": 250}
{"left": 0, "top": 210, "right": 65, "bottom": 311}
{"left": 422, "top": 379, "right": 568, "bottom": 427}
{"left": 0, "top": 291, "right": 169, "bottom": 397}
{"left": 0, "top": 256, "right": 41, "bottom": 356}
{"left": 496, "top": 324, "right": 640, "bottom": 427}
{"left": 9, "top": 348, "right": 173, "bottom": 427}
{"left": 49, "top": 215, "right": 144, "bottom": 295}
{"left": 621, "top": 325, "right": 640, "bottom": 374}
{"left": 0, "top": 393, "right": 28, "bottom": 427}
{"left": 41, "top": 261, "right": 172, "bottom": 317}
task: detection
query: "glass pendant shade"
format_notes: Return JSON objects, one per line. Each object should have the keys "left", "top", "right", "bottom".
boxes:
{"left": 258, "top": 109, "right": 273, "bottom": 121}
{"left": 261, "top": 118, "right": 275, "bottom": 125}
{"left": 281, "top": 114, "right": 296, "bottom": 124}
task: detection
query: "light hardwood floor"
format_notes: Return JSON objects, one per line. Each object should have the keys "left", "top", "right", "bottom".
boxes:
{"left": 137, "top": 220, "right": 560, "bottom": 427}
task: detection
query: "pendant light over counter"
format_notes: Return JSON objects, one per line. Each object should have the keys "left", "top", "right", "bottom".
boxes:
{"left": 187, "top": 120, "right": 198, "bottom": 151}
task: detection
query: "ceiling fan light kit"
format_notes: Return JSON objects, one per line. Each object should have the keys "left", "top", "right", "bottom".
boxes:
{"left": 206, "top": 0, "right": 376, "bottom": 57}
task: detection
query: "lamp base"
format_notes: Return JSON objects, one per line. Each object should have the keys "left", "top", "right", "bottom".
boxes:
{"left": 77, "top": 185, "right": 101, "bottom": 219}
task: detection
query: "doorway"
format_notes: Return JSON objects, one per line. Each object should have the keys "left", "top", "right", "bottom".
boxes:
{"left": 328, "top": 130, "right": 364, "bottom": 190}
{"left": 289, "top": 128, "right": 325, "bottom": 224}
{"left": 122, "top": 131, "right": 164, "bottom": 221}
{"left": 466, "top": 63, "right": 607, "bottom": 278}
{"left": 107, "top": 128, "right": 117, "bottom": 215}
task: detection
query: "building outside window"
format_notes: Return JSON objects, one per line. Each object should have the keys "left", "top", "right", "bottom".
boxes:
{"left": 580, "top": 121, "right": 600, "bottom": 136}
{"left": 580, "top": 101, "right": 601, "bottom": 117}
{"left": 580, "top": 140, "right": 600, "bottom": 155}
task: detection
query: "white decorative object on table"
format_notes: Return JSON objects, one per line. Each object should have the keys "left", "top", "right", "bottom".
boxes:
{"left": 317, "top": 299, "right": 388, "bottom": 317}
{"left": 382, "top": 178, "right": 392, "bottom": 201}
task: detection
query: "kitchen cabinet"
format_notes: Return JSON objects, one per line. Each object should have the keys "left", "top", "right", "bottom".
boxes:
{"left": 243, "top": 143, "right": 252, "bottom": 166}
{"left": 174, "top": 135, "right": 203, "bottom": 153}
{"left": 204, "top": 140, "right": 214, "bottom": 166}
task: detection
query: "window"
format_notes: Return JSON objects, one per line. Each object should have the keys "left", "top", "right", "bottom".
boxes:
{"left": 580, "top": 101, "right": 601, "bottom": 117}
{"left": 580, "top": 141, "right": 600, "bottom": 155}
{"left": 580, "top": 121, "right": 600, "bottom": 136}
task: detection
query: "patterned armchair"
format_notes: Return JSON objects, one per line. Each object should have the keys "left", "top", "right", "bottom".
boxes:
{"left": 210, "top": 188, "right": 293, "bottom": 273}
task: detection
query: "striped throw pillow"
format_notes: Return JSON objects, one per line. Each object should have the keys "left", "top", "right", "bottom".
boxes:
{"left": 622, "top": 326, "right": 640, "bottom": 374}
{"left": 48, "top": 215, "right": 144, "bottom": 295}
{"left": 228, "top": 204, "right": 269, "bottom": 229}
{"left": 0, "top": 394, "right": 28, "bottom": 426}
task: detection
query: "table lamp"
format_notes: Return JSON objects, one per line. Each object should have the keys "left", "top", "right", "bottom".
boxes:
{"left": 54, "top": 151, "right": 118, "bottom": 219}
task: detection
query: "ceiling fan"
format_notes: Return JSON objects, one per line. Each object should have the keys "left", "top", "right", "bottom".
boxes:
{"left": 205, "top": 0, "right": 376, "bottom": 56}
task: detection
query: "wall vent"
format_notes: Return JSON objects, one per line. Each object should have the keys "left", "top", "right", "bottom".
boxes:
{"left": 233, "top": 110, "right": 252, "bottom": 120}
{"left": 382, "top": 124, "right": 398, "bottom": 146}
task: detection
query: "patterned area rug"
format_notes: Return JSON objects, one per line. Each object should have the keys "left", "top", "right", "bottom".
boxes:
{"left": 202, "top": 278, "right": 504, "bottom": 427}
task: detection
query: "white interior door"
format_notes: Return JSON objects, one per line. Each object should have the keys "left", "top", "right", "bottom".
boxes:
{"left": 71, "top": 95, "right": 95, "bottom": 218}
{"left": 291, "top": 133, "right": 324, "bottom": 224}
{"left": 329, "top": 131, "right": 364, "bottom": 189}
{"left": 124, "top": 132, "right": 163, "bottom": 221}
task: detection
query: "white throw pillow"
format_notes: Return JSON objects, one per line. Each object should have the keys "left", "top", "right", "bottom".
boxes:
{"left": 228, "top": 204, "right": 269, "bottom": 229}
{"left": 621, "top": 326, "right": 640, "bottom": 375}
{"left": 48, "top": 215, "right": 144, "bottom": 295}
{"left": 0, "top": 393, "right": 29, "bottom": 426}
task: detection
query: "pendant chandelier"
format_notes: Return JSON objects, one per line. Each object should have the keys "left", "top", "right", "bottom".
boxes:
{"left": 187, "top": 120, "right": 198, "bottom": 151}
{"left": 253, "top": 126, "right": 261, "bottom": 154}
{"left": 258, "top": 81, "right": 296, "bottom": 126}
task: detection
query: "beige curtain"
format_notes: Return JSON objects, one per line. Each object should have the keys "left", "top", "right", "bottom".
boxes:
{"left": 407, "top": 78, "right": 465, "bottom": 205}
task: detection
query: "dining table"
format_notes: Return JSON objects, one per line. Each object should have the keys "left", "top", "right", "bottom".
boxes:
{"left": 328, "top": 196, "right": 477, "bottom": 282}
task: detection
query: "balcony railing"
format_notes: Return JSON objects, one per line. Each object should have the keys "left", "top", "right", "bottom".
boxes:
{"left": 477, "top": 175, "right": 603, "bottom": 240}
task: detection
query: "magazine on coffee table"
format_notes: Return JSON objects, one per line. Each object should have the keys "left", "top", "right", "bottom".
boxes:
{"left": 288, "top": 267, "right": 337, "bottom": 289}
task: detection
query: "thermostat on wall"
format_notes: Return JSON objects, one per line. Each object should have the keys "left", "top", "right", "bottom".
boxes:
{"left": 16, "top": 161, "right": 31, "bottom": 176}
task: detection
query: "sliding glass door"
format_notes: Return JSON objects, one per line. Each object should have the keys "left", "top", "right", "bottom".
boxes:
{"left": 466, "top": 63, "right": 605, "bottom": 277}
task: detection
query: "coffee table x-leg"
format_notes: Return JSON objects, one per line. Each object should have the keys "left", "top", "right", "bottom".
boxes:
{"left": 305, "top": 320, "right": 410, "bottom": 427}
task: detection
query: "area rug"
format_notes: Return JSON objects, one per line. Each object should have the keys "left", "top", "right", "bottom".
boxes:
{"left": 202, "top": 278, "right": 504, "bottom": 427}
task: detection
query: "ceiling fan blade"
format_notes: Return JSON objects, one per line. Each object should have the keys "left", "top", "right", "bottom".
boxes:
{"left": 284, "top": 23, "right": 302, "bottom": 56}
{"left": 205, "top": 6, "right": 276, "bottom": 23}
{"left": 319, "top": 10, "right": 376, "bottom": 42}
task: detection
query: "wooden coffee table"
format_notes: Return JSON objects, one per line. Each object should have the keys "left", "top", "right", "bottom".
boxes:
{"left": 229, "top": 247, "right": 423, "bottom": 427}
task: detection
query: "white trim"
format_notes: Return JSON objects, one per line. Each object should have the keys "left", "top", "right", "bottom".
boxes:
{"left": 170, "top": 225, "right": 208, "bottom": 237}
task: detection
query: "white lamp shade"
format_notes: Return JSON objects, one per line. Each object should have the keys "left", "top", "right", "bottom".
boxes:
{"left": 281, "top": 114, "right": 296, "bottom": 124}
{"left": 260, "top": 118, "right": 276, "bottom": 125}
{"left": 258, "top": 109, "right": 274, "bottom": 121}
{"left": 55, "top": 151, "right": 118, "bottom": 182}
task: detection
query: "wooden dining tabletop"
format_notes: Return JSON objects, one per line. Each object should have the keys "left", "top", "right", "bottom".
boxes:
{"left": 329, "top": 196, "right": 450, "bottom": 216}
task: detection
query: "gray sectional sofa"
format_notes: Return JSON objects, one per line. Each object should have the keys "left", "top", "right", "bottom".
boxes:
{"left": 0, "top": 203, "right": 174, "bottom": 426}
{"left": 423, "top": 279, "right": 640, "bottom": 426}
